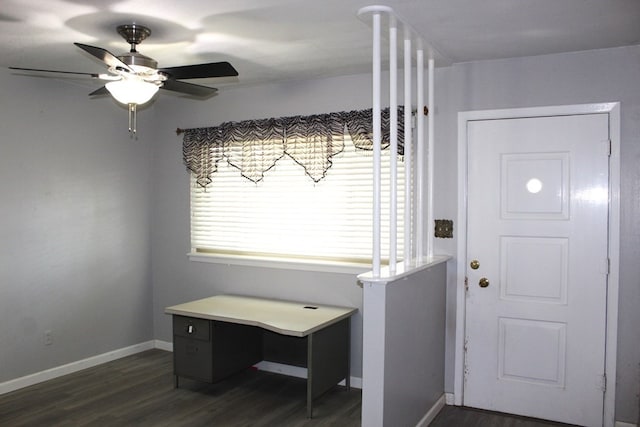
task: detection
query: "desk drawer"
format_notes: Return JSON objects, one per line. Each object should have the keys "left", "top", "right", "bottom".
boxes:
{"left": 174, "top": 335, "right": 213, "bottom": 382}
{"left": 173, "top": 315, "right": 210, "bottom": 341}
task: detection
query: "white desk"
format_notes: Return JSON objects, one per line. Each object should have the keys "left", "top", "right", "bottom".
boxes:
{"left": 165, "top": 295, "right": 357, "bottom": 418}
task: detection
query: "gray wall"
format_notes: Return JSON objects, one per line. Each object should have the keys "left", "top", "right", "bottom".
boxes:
{"left": 382, "top": 263, "right": 446, "bottom": 426}
{"left": 0, "top": 68, "right": 154, "bottom": 382}
{"left": 150, "top": 46, "right": 639, "bottom": 423}
{"left": 1, "top": 43, "right": 637, "bottom": 424}
{"left": 149, "top": 75, "right": 380, "bottom": 378}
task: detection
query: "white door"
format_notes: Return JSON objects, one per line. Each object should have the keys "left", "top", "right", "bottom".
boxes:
{"left": 464, "top": 113, "right": 610, "bottom": 427}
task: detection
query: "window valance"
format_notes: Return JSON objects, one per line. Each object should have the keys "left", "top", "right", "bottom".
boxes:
{"left": 183, "top": 106, "right": 405, "bottom": 187}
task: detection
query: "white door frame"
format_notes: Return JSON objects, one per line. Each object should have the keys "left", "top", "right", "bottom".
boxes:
{"left": 454, "top": 102, "right": 620, "bottom": 427}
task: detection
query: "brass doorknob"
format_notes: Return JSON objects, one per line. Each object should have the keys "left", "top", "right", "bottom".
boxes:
{"left": 479, "top": 277, "right": 490, "bottom": 288}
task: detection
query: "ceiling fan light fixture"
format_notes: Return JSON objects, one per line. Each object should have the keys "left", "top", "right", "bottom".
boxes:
{"left": 11, "top": 22, "right": 237, "bottom": 136}
{"left": 105, "top": 79, "right": 159, "bottom": 105}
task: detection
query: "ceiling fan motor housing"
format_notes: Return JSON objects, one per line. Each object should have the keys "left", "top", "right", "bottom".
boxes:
{"left": 117, "top": 51, "right": 158, "bottom": 70}
{"left": 115, "top": 24, "right": 157, "bottom": 70}
{"left": 117, "top": 24, "right": 151, "bottom": 47}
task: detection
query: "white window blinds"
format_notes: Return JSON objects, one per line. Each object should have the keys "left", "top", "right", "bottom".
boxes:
{"left": 190, "top": 136, "right": 405, "bottom": 265}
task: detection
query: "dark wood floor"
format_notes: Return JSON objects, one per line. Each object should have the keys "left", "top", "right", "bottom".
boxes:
{"left": 430, "top": 405, "right": 578, "bottom": 427}
{"left": 0, "top": 349, "right": 360, "bottom": 427}
{"left": 0, "top": 349, "right": 577, "bottom": 426}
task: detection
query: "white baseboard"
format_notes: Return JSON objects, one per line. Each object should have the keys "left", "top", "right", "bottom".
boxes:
{"left": 155, "top": 340, "right": 362, "bottom": 389}
{"left": 0, "top": 341, "right": 156, "bottom": 396}
{"left": 255, "top": 361, "right": 363, "bottom": 389}
{"left": 615, "top": 422, "right": 638, "bottom": 427}
{"left": 154, "top": 339, "right": 173, "bottom": 352}
{"left": 0, "top": 339, "right": 362, "bottom": 396}
{"left": 254, "top": 360, "right": 307, "bottom": 379}
{"left": 444, "top": 392, "right": 455, "bottom": 405}
{"left": 416, "top": 394, "right": 446, "bottom": 427}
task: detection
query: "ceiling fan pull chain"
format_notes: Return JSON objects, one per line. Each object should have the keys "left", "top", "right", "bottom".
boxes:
{"left": 128, "top": 103, "right": 137, "bottom": 135}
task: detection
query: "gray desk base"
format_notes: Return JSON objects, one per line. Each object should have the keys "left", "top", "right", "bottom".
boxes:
{"left": 171, "top": 315, "right": 351, "bottom": 418}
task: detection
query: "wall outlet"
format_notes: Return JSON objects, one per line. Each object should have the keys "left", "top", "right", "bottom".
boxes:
{"left": 44, "top": 330, "right": 53, "bottom": 346}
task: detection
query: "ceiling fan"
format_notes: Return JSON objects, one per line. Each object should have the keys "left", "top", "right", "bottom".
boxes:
{"left": 10, "top": 24, "right": 238, "bottom": 134}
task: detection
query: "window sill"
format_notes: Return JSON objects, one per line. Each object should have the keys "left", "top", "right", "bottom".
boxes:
{"left": 188, "top": 252, "right": 372, "bottom": 275}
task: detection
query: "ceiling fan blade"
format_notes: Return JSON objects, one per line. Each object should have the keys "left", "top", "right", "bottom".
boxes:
{"left": 74, "top": 43, "right": 133, "bottom": 72}
{"left": 89, "top": 86, "right": 110, "bottom": 96}
{"left": 159, "top": 61, "right": 238, "bottom": 79}
{"left": 161, "top": 80, "right": 218, "bottom": 97}
{"left": 9, "top": 66, "right": 100, "bottom": 78}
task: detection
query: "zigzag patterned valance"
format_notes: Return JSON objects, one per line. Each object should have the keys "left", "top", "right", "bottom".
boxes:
{"left": 182, "top": 106, "right": 404, "bottom": 187}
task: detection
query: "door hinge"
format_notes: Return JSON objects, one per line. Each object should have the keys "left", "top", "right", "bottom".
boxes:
{"left": 606, "top": 139, "right": 612, "bottom": 157}
{"left": 600, "top": 373, "right": 607, "bottom": 392}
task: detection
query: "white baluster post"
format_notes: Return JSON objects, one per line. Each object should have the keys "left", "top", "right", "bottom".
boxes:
{"left": 389, "top": 17, "right": 398, "bottom": 273}
{"left": 372, "top": 12, "right": 382, "bottom": 277}
{"left": 403, "top": 31, "right": 413, "bottom": 268}
{"left": 427, "top": 58, "right": 435, "bottom": 258}
{"left": 416, "top": 47, "right": 425, "bottom": 261}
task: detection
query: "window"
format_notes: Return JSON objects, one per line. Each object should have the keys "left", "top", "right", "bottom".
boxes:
{"left": 190, "top": 135, "right": 404, "bottom": 267}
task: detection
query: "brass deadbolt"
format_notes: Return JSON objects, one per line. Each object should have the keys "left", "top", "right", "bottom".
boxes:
{"left": 470, "top": 260, "right": 480, "bottom": 270}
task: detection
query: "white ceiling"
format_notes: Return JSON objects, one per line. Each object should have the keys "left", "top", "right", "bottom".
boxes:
{"left": 3, "top": 0, "right": 640, "bottom": 91}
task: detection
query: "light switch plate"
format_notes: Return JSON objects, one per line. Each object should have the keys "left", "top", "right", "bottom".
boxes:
{"left": 434, "top": 219, "right": 453, "bottom": 238}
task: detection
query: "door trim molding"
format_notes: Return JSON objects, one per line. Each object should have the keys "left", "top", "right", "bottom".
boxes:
{"left": 454, "top": 102, "right": 620, "bottom": 427}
